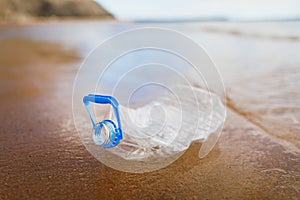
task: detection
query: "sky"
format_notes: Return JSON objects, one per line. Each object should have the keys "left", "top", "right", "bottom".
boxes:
{"left": 95, "top": 0, "right": 300, "bottom": 21}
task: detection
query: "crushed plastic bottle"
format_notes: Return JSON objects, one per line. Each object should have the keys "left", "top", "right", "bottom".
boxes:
{"left": 87, "top": 85, "right": 226, "bottom": 161}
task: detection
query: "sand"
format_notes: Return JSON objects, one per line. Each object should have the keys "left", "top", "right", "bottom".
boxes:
{"left": 0, "top": 23, "right": 299, "bottom": 199}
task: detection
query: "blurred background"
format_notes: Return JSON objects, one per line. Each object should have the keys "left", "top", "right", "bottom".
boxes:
{"left": 0, "top": 0, "right": 299, "bottom": 199}
{"left": 97, "top": 0, "right": 300, "bottom": 21}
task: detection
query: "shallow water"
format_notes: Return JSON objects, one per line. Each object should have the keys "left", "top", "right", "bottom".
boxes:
{"left": 1, "top": 21, "right": 300, "bottom": 93}
{"left": 1, "top": 21, "right": 300, "bottom": 82}
{"left": 228, "top": 66, "right": 300, "bottom": 149}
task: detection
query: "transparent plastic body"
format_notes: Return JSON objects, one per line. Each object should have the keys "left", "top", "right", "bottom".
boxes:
{"left": 94, "top": 85, "right": 226, "bottom": 161}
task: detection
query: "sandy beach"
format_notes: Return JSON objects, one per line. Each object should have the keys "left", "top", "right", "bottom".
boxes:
{"left": 0, "top": 21, "right": 299, "bottom": 199}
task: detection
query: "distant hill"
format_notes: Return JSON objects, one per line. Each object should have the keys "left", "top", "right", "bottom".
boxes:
{"left": 0, "top": 0, "right": 113, "bottom": 19}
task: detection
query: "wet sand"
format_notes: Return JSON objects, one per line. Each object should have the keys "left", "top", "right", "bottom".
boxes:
{"left": 0, "top": 22, "right": 299, "bottom": 199}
